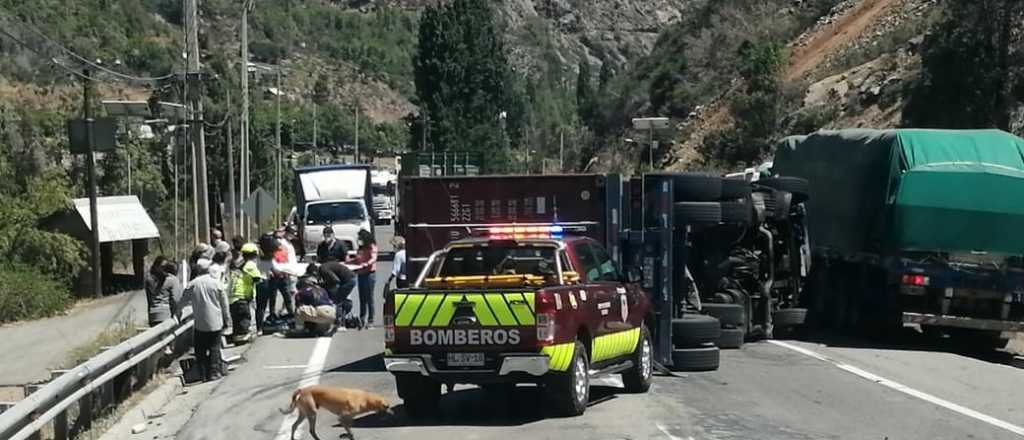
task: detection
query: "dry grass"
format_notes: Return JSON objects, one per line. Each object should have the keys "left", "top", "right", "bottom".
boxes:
{"left": 59, "top": 316, "right": 140, "bottom": 370}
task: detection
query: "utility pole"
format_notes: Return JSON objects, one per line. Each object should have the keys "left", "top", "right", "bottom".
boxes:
{"left": 275, "top": 69, "right": 282, "bottom": 224}
{"left": 313, "top": 103, "right": 318, "bottom": 166}
{"left": 421, "top": 112, "right": 428, "bottom": 152}
{"left": 83, "top": 68, "right": 102, "bottom": 298}
{"left": 240, "top": 0, "right": 253, "bottom": 237}
{"left": 226, "top": 87, "right": 236, "bottom": 239}
{"left": 354, "top": 100, "right": 359, "bottom": 164}
{"left": 559, "top": 128, "right": 564, "bottom": 173}
{"left": 185, "top": 0, "right": 211, "bottom": 244}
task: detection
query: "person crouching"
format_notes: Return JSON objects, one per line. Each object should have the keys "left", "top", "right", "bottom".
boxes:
{"left": 294, "top": 275, "right": 336, "bottom": 337}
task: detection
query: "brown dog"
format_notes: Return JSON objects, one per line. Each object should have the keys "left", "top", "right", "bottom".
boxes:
{"left": 280, "top": 385, "right": 393, "bottom": 440}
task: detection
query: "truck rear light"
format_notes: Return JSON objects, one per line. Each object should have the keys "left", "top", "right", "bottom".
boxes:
{"left": 901, "top": 274, "right": 929, "bottom": 286}
{"left": 535, "top": 291, "right": 557, "bottom": 346}
{"left": 384, "top": 315, "right": 395, "bottom": 344}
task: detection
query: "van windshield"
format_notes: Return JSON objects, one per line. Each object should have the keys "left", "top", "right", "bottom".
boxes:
{"left": 306, "top": 201, "right": 365, "bottom": 224}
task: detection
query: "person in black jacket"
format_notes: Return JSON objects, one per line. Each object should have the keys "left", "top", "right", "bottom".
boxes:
{"left": 312, "top": 261, "right": 356, "bottom": 329}
{"left": 316, "top": 226, "right": 348, "bottom": 262}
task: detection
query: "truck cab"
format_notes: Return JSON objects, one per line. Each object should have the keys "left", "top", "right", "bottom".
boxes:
{"left": 384, "top": 226, "right": 653, "bottom": 417}
{"left": 300, "top": 200, "right": 370, "bottom": 257}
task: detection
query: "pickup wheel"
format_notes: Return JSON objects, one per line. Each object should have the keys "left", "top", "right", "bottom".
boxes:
{"left": 622, "top": 326, "right": 653, "bottom": 393}
{"left": 545, "top": 341, "right": 589, "bottom": 417}
{"left": 672, "top": 314, "right": 721, "bottom": 347}
{"left": 395, "top": 374, "right": 441, "bottom": 418}
{"left": 671, "top": 346, "right": 721, "bottom": 372}
{"left": 674, "top": 202, "right": 722, "bottom": 225}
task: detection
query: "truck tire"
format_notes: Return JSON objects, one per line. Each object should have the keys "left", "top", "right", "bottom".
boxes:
{"left": 758, "top": 177, "right": 809, "bottom": 203}
{"left": 721, "top": 178, "right": 752, "bottom": 199}
{"left": 773, "top": 308, "right": 808, "bottom": 327}
{"left": 670, "top": 173, "right": 722, "bottom": 201}
{"left": 716, "top": 327, "right": 745, "bottom": 349}
{"left": 395, "top": 374, "right": 441, "bottom": 418}
{"left": 545, "top": 341, "right": 589, "bottom": 417}
{"left": 671, "top": 346, "right": 721, "bottom": 372}
{"left": 702, "top": 303, "right": 745, "bottom": 327}
{"left": 720, "top": 200, "right": 753, "bottom": 225}
{"left": 672, "top": 314, "right": 721, "bottom": 347}
{"left": 622, "top": 326, "right": 653, "bottom": 393}
{"left": 674, "top": 202, "right": 722, "bottom": 225}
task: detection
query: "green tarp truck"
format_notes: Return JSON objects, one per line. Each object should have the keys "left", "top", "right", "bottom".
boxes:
{"left": 773, "top": 129, "right": 1024, "bottom": 346}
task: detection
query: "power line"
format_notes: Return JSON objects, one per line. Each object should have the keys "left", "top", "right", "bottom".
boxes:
{"left": 0, "top": 8, "right": 178, "bottom": 84}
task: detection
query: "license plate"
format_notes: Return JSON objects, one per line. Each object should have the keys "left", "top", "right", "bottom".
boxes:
{"left": 446, "top": 352, "right": 484, "bottom": 367}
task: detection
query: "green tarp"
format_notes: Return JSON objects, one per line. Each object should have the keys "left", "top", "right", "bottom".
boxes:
{"left": 773, "top": 128, "right": 1024, "bottom": 255}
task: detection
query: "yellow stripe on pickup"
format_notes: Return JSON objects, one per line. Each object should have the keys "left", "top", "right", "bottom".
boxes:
{"left": 395, "top": 294, "right": 424, "bottom": 326}
{"left": 591, "top": 328, "right": 641, "bottom": 363}
{"left": 412, "top": 294, "right": 444, "bottom": 327}
{"left": 392, "top": 292, "right": 536, "bottom": 327}
{"left": 542, "top": 342, "right": 574, "bottom": 372}
{"left": 507, "top": 292, "right": 535, "bottom": 325}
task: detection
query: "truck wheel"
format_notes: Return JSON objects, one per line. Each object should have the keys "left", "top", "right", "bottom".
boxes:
{"left": 622, "top": 326, "right": 653, "bottom": 393}
{"left": 671, "top": 346, "right": 720, "bottom": 372}
{"left": 674, "top": 202, "right": 722, "bottom": 225}
{"left": 721, "top": 178, "right": 752, "bottom": 199}
{"left": 672, "top": 314, "right": 721, "bottom": 347}
{"left": 773, "top": 308, "right": 807, "bottom": 327}
{"left": 758, "top": 177, "right": 809, "bottom": 203}
{"left": 545, "top": 341, "right": 589, "bottom": 417}
{"left": 395, "top": 374, "right": 441, "bottom": 418}
{"left": 720, "top": 200, "right": 753, "bottom": 225}
{"left": 701, "top": 303, "right": 745, "bottom": 327}
{"left": 716, "top": 327, "right": 745, "bottom": 349}
{"left": 671, "top": 173, "right": 722, "bottom": 201}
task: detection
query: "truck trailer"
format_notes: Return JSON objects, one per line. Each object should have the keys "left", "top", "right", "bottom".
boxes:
{"left": 773, "top": 129, "right": 1024, "bottom": 346}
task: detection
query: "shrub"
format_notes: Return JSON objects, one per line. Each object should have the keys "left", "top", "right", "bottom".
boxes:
{"left": 0, "top": 264, "right": 72, "bottom": 323}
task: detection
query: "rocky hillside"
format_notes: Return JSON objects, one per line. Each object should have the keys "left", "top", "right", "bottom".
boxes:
{"left": 665, "top": 0, "right": 942, "bottom": 170}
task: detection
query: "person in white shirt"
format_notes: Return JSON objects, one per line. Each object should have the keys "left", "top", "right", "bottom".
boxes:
{"left": 390, "top": 236, "right": 408, "bottom": 289}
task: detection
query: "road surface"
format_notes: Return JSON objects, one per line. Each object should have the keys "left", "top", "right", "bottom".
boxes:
{"left": 165, "top": 278, "right": 1022, "bottom": 437}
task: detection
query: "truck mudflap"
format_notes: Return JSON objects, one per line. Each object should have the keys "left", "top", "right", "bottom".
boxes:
{"left": 902, "top": 312, "right": 1024, "bottom": 332}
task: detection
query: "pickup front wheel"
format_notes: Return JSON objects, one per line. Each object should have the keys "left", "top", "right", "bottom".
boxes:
{"left": 545, "top": 341, "right": 590, "bottom": 417}
{"left": 395, "top": 373, "right": 441, "bottom": 418}
{"left": 622, "top": 326, "right": 653, "bottom": 393}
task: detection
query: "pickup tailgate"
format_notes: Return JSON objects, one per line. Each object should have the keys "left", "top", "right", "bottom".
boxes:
{"left": 389, "top": 290, "right": 538, "bottom": 367}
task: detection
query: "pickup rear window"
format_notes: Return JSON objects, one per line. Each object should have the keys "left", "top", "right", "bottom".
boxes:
{"left": 435, "top": 246, "right": 558, "bottom": 277}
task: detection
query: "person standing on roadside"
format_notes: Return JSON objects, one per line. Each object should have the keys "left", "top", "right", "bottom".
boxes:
{"left": 176, "top": 259, "right": 231, "bottom": 382}
{"left": 390, "top": 236, "right": 408, "bottom": 289}
{"left": 144, "top": 254, "right": 178, "bottom": 327}
{"left": 286, "top": 225, "right": 304, "bottom": 260}
{"left": 317, "top": 226, "right": 348, "bottom": 262}
{"left": 350, "top": 230, "right": 378, "bottom": 329}
{"left": 230, "top": 235, "right": 246, "bottom": 269}
{"left": 210, "top": 251, "right": 229, "bottom": 283}
{"left": 211, "top": 228, "right": 228, "bottom": 251}
{"left": 229, "top": 243, "right": 261, "bottom": 343}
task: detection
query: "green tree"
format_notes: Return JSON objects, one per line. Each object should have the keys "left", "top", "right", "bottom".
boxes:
{"left": 903, "top": 0, "right": 1023, "bottom": 130}
{"left": 411, "top": 0, "right": 522, "bottom": 169}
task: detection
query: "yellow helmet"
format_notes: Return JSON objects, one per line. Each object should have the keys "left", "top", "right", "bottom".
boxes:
{"left": 240, "top": 243, "right": 259, "bottom": 254}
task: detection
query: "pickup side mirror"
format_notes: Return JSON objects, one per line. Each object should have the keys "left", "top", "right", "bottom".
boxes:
{"left": 626, "top": 266, "right": 642, "bottom": 284}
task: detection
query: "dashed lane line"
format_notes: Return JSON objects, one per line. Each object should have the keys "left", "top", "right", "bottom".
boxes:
{"left": 273, "top": 337, "right": 333, "bottom": 440}
{"left": 768, "top": 340, "right": 1024, "bottom": 437}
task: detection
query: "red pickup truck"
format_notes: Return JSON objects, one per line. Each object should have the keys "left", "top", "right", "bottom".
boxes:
{"left": 383, "top": 226, "right": 653, "bottom": 417}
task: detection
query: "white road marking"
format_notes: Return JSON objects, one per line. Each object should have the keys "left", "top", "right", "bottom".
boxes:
{"left": 274, "top": 337, "right": 333, "bottom": 440}
{"left": 769, "top": 340, "right": 1024, "bottom": 437}
{"left": 262, "top": 365, "right": 309, "bottom": 370}
{"left": 655, "top": 423, "right": 686, "bottom": 440}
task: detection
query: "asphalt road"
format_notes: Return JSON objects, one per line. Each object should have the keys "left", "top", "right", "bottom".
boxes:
{"left": 170, "top": 229, "right": 1023, "bottom": 440}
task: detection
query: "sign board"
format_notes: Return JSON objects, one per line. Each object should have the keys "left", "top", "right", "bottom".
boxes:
{"left": 68, "top": 118, "right": 118, "bottom": 154}
{"left": 632, "top": 117, "right": 671, "bottom": 130}
{"left": 241, "top": 187, "right": 277, "bottom": 226}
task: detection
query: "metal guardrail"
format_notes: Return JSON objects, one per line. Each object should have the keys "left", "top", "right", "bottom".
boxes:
{"left": 0, "top": 310, "right": 194, "bottom": 440}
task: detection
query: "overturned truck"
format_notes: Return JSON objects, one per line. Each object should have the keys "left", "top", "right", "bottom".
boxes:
{"left": 774, "top": 129, "right": 1024, "bottom": 346}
